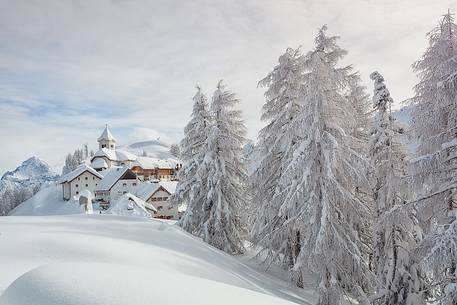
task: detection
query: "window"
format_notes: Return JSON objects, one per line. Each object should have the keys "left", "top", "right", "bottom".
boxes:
{"left": 85, "top": 177, "right": 88, "bottom": 180}
{"left": 123, "top": 191, "right": 127, "bottom": 194}
{"left": 158, "top": 206, "right": 163, "bottom": 210}
{"left": 78, "top": 177, "right": 80, "bottom": 181}
{"left": 75, "top": 184, "right": 79, "bottom": 188}
{"left": 123, "top": 183, "right": 127, "bottom": 187}
{"left": 76, "top": 191, "right": 79, "bottom": 195}
{"left": 85, "top": 184, "right": 88, "bottom": 187}
{"left": 133, "top": 183, "right": 137, "bottom": 186}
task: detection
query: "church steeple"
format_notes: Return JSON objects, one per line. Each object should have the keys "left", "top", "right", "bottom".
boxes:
{"left": 98, "top": 124, "right": 117, "bottom": 150}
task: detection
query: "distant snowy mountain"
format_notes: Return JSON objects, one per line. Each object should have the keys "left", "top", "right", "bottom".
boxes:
{"left": 120, "top": 139, "right": 176, "bottom": 160}
{"left": 0, "top": 157, "right": 59, "bottom": 215}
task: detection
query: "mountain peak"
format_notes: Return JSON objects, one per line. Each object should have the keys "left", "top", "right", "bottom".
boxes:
{"left": 2, "top": 156, "right": 57, "bottom": 182}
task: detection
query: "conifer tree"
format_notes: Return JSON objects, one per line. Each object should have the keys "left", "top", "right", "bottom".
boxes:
{"left": 172, "top": 86, "right": 211, "bottom": 233}
{"left": 196, "top": 81, "right": 248, "bottom": 254}
{"left": 409, "top": 11, "right": 457, "bottom": 304}
{"left": 251, "top": 47, "right": 304, "bottom": 263}
{"left": 370, "top": 71, "right": 425, "bottom": 305}
{"left": 252, "top": 26, "right": 372, "bottom": 305}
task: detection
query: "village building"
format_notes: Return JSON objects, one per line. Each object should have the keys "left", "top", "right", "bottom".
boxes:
{"left": 106, "top": 192, "right": 156, "bottom": 218}
{"left": 131, "top": 157, "right": 179, "bottom": 181}
{"left": 94, "top": 167, "right": 139, "bottom": 208}
{"left": 58, "top": 164, "right": 103, "bottom": 201}
{"left": 90, "top": 125, "right": 137, "bottom": 171}
{"left": 135, "top": 180, "right": 179, "bottom": 219}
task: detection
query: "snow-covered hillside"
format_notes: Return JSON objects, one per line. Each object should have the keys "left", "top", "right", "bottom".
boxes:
{"left": 0, "top": 215, "right": 315, "bottom": 305}
{"left": 9, "top": 185, "right": 80, "bottom": 216}
{"left": 120, "top": 139, "right": 177, "bottom": 160}
{"left": 0, "top": 157, "right": 58, "bottom": 215}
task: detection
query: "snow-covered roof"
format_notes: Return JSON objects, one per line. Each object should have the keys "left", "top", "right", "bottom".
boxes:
{"left": 106, "top": 193, "right": 153, "bottom": 217}
{"left": 159, "top": 181, "right": 178, "bottom": 194}
{"left": 95, "top": 167, "right": 135, "bottom": 192}
{"left": 135, "top": 182, "right": 161, "bottom": 201}
{"left": 135, "top": 180, "right": 178, "bottom": 201}
{"left": 58, "top": 165, "right": 103, "bottom": 184}
{"left": 97, "top": 125, "right": 117, "bottom": 142}
{"left": 92, "top": 148, "right": 137, "bottom": 162}
{"left": 131, "top": 156, "right": 175, "bottom": 169}
{"left": 91, "top": 158, "right": 108, "bottom": 169}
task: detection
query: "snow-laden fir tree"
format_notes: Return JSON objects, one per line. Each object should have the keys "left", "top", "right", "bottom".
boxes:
{"left": 369, "top": 71, "right": 425, "bottom": 305}
{"left": 169, "top": 144, "right": 181, "bottom": 158}
{"left": 250, "top": 47, "right": 304, "bottom": 264}
{"left": 196, "top": 81, "right": 248, "bottom": 254}
{"left": 408, "top": 11, "right": 457, "bottom": 305}
{"left": 253, "top": 26, "right": 372, "bottom": 305}
{"left": 411, "top": 10, "right": 457, "bottom": 155}
{"left": 346, "top": 72, "right": 374, "bottom": 264}
{"left": 171, "top": 86, "right": 211, "bottom": 234}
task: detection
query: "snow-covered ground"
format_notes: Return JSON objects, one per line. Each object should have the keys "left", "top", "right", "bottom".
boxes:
{"left": 0, "top": 215, "right": 314, "bottom": 305}
{"left": 8, "top": 184, "right": 81, "bottom": 216}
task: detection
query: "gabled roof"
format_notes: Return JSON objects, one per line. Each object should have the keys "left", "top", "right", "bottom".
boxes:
{"left": 97, "top": 125, "right": 117, "bottom": 143}
{"left": 135, "top": 180, "right": 178, "bottom": 202}
{"left": 92, "top": 148, "right": 137, "bottom": 162}
{"left": 107, "top": 193, "right": 155, "bottom": 217}
{"left": 131, "top": 157, "right": 175, "bottom": 169}
{"left": 95, "top": 167, "right": 136, "bottom": 192}
{"left": 58, "top": 164, "right": 103, "bottom": 184}
{"left": 91, "top": 158, "right": 108, "bottom": 169}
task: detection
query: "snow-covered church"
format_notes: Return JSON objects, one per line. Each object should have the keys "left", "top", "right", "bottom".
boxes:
{"left": 90, "top": 125, "right": 137, "bottom": 171}
{"left": 59, "top": 126, "right": 181, "bottom": 219}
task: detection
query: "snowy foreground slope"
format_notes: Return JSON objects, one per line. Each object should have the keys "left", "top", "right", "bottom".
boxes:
{"left": 0, "top": 215, "right": 315, "bottom": 305}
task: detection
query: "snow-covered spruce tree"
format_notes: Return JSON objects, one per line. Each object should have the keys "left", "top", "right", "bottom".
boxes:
{"left": 172, "top": 86, "right": 211, "bottom": 234}
{"left": 346, "top": 72, "right": 374, "bottom": 264}
{"left": 254, "top": 26, "right": 372, "bottom": 304}
{"left": 408, "top": 11, "right": 457, "bottom": 305}
{"left": 411, "top": 11, "right": 457, "bottom": 155}
{"left": 250, "top": 47, "right": 304, "bottom": 264}
{"left": 196, "top": 81, "right": 247, "bottom": 254}
{"left": 369, "top": 71, "right": 425, "bottom": 305}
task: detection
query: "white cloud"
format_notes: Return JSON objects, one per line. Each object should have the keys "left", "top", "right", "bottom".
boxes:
{"left": 0, "top": 0, "right": 455, "bottom": 172}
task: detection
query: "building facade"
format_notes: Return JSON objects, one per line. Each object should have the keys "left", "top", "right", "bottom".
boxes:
{"left": 94, "top": 167, "right": 139, "bottom": 208}
{"left": 135, "top": 181, "right": 179, "bottom": 219}
{"left": 59, "top": 165, "right": 103, "bottom": 201}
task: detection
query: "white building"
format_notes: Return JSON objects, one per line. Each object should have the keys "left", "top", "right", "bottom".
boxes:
{"left": 91, "top": 125, "right": 137, "bottom": 171}
{"left": 135, "top": 180, "right": 179, "bottom": 219}
{"left": 106, "top": 193, "right": 156, "bottom": 218}
{"left": 94, "top": 167, "right": 139, "bottom": 207}
{"left": 58, "top": 164, "right": 103, "bottom": 201}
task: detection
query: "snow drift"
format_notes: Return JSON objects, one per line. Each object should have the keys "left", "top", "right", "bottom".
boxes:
{"left": 0, "top": 215, "right": 314, "bottom": 305}
{"left": 9, "top": 185, "right": 81, "bottom": 216}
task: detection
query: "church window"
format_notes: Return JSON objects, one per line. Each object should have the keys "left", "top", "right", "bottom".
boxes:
{"left": 85, "top": 177, "right": 88, "bottom": 180}
{"left": 85, "top": 184, "right": 88, "bottom": 187}
{"left": 75, "top": 184, "right": 79, "bottom": 188}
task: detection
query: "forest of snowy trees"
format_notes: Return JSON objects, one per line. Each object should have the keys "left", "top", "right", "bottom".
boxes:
{"left": 172, "top": 11, "right": 457, "bottom": 305}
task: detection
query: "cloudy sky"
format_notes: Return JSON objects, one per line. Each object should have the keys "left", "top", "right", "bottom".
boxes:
{"left": 0, "top": 0, "right": 454, "bottom": 173}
